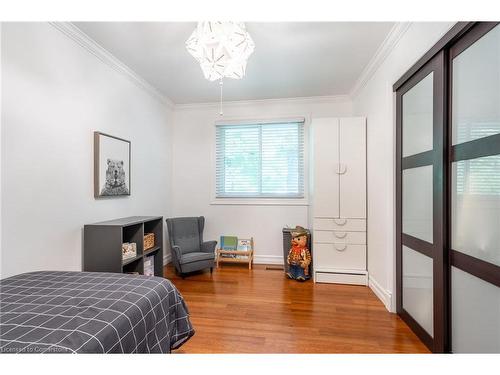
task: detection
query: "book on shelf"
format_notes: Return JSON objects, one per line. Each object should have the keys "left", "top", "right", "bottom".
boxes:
{"left": 237, "top": 239, "right": 251, "bottom": 251}
{"left": 220, "top": 235, "right": 238, "bottom": 250}
{"left": 220, "top": 235, "right": 238, "bottom": 258}
{"left": 236, "top": 239, "right": 252, "bottom": 258}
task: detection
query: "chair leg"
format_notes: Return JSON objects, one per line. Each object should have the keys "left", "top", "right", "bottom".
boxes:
{"left": 210, "top": 267, "right": 213, "bottom": 274}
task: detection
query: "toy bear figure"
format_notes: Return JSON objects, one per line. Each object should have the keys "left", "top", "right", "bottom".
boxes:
{"left": 286, "top": 226, "right": 311, "bottom": 281}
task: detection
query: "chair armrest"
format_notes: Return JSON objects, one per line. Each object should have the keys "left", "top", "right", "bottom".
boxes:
{"left": 201, "top": 240, "right": 217, "bottom": 254}
{"left": 171, "top": 245, "right": 182, "bottom": 260}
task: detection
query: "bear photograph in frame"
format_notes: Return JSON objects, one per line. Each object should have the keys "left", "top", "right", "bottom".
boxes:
{"left": 94, "top": 132, "right": 131, "bottom": 198}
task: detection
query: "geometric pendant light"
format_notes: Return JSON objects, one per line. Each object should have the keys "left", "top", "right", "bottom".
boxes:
{"left": 186, "top": 22, "right": 255, "bottom": 81}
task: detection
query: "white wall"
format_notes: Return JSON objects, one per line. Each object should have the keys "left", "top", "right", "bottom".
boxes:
{"left": 352, "top": 22, "right": 455, "bottom": 311}
{"left": 1, "top": 23, "right": 173, "bottom": 278}
{"left": 171, "top": 97, "right": 352, "bottom": 264}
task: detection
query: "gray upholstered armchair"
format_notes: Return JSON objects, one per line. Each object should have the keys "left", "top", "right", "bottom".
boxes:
{"left": 166, "top": 216, "right": 217, "bottom": 276}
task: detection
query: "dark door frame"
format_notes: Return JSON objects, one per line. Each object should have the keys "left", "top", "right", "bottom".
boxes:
{"left": 395, "top": 50, "right": 446, "bottom": 353}
{"left": 395, "top": 21, "right": 500, "bottom": 353}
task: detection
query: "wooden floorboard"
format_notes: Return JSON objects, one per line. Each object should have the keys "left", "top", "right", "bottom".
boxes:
{"left": 164, "top": 263, "right": 429, "bottom": 353}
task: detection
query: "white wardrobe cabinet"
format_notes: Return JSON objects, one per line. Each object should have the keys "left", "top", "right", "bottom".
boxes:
{"left": 310, "top": 117, "right": 367, "bottom": 285}
{"left": 339, "top": 117, "right": 366, "bottom": 219}
{"left": 311, "top": 118, "right": 340, "bottom": 218}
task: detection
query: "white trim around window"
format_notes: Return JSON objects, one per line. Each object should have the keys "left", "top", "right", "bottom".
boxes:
{"left": 210, "top": 115, "right": 310, "bottom": 206}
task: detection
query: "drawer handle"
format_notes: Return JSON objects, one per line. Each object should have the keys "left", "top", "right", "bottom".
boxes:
{"left": 334, "top": 244, "right": 347, "bottom": 252}
{"left": 334, "top": 218, "right": 347, "bottom": 226}
{"left": 334, "top": 232, "right": 347, "bottom": 239}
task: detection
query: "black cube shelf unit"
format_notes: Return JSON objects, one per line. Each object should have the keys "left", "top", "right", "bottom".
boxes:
{"left": 83, "top": 216, "right": 164, "bottom": 277}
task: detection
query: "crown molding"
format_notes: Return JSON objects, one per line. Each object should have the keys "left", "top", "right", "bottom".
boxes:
{"left": 49, "top": 22, "right": 175, "bottom": 110}
{"left": 349, "top": 22, "right": 412, "bottom": 100}
{"left": 48, "top": 21, "right": 406, "bottom": 111}
{"left": 174, "top": 94, "right": 352, "bottom": 111}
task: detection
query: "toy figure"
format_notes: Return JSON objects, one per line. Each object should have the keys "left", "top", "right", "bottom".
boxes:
{"left": 286, "top": 226, "right": 311, "bottom": 281}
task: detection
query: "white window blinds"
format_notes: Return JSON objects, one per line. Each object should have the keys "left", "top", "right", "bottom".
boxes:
{"left": 455, "top": 122, "right": 500, "bottom": 195}
{"left": 215, "top": 120, "right": 305, "bottom": 198}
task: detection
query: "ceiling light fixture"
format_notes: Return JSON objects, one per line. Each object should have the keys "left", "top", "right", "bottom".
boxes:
{"left": 186, "top": 22, "right": 255, "bottom": 115}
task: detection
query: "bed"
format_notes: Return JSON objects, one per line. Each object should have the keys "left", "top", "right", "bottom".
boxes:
{"left": 0, "top": 271, "right": 194, "bottom": 353}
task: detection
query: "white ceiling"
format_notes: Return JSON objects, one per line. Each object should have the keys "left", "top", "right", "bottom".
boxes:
{"left": 74, "top": 22, "right": 395, "bottom": 104}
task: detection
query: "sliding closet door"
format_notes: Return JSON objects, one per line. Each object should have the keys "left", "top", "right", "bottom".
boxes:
{"left": 449, "top": 22, "right": 500, "bottom": 353}
{"left": 396, "top": 51, "right": 447, "bottom": 352}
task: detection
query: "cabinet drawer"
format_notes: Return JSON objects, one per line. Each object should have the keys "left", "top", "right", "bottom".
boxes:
{"left": 313, "top": 243, "right": 366, "bottom": 270}
{"left": 313, "top": 218, "right": 366, "bottom": 231}
{"left": 315, "top": 272, "right": 367, "bottom": 285}
{"left": 313, "top": 230, "right": 366, "bottom": 244}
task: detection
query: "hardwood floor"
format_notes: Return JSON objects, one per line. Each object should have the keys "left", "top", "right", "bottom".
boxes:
{"left": 164, "top": 263, "right": 429, "bottom": 353}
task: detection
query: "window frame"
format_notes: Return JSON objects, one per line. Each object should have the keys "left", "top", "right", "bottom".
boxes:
{"left": 210, "top": 115, "right": 310, "bottom": 206}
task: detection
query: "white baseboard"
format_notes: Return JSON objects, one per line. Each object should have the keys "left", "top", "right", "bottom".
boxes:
{"left": 368, "top": 274, "right": 393, "bottom": 312}
{"left": 253, "top": 255, "right": 284, "bottom": 265}
{"left": 162, "top": 253, "right": 283, "bottom": 266}
{"left": 163, "top": 252, "right": 172, "bottom": 266}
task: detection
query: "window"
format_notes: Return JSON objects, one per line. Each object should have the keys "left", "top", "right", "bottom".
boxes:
{"left": 456, "top": 155, "right": 500, "bottom": 196}
{"left": 215, "top": 120, "right": 305, "bottom": 199}
{"left": 455, "top": 122, "right": 500, "bottom": 195}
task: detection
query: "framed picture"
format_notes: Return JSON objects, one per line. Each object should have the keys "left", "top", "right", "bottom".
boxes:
{"left": 94, "top": 132, "right": 131, "bottom": 198}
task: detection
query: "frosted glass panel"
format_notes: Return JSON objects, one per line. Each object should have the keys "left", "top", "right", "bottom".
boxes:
{"left": 452, "top": 155, "right": 500, "bottom": 266}
{"left": 452, "top": 25, "right": 500, "bottom": 145}
{"left": 403, "top": 165, "right": 433, "bottom": 243}
{"left": 452, "top": 267, "right": 500, "bottom": 353}
{"left": 402, "top": 72, "right": 434, "bottom": 156}
{"left": 403, "top": 246, "right": 434, "bottom": 336}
